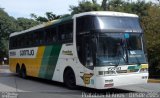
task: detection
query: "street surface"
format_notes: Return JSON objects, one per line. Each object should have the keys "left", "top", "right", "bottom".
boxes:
{"left": 0, "top": 65, "right": 160, "bottom": 98}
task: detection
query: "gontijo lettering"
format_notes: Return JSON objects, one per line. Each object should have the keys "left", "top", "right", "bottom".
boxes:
{"left": 20, "top": 49, "right": 34, "bottom": 56}
{"left": 9, "top": 51, "right": 16, "bottom": 56}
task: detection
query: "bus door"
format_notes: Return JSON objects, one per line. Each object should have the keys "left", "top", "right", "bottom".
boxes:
{"left": 83, "top": 35, "right": 95, "bottom": 85}
{"left": 76, "top": 34, "right": 95, "bottom": 85}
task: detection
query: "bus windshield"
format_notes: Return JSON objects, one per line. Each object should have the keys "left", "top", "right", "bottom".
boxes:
{"left": 95, "top": 32, "right": 147, "bottom": 66}
{"left": 76, "top": 15, "right": 147, "bottom": 67}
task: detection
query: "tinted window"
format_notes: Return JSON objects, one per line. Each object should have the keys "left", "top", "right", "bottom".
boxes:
{"left": 76, "top": 16, "right": 98, "bottom": 34}
{"left": 97, "top": 16, "right": 142, "bottom": 31}
{"left": 44, "top": 27, "right": 57, "bottom": 44}
{"left": 9, "top": 29, "right": 45, "bottom": 49}
{"left": 58, "top": 21, "right": 73, "bottom": 43}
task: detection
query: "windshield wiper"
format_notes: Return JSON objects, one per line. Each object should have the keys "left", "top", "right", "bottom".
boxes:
{"left": 125, "top": 48, "right": 129, "bottom": 64}
{"left": 114, "top": 44, "right": 126, "bottom": 67}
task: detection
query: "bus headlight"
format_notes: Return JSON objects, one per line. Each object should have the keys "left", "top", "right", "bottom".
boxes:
{"left": 99, "top": 71, "right": 104, "bottom": 75}
{"left": 98, "top": 71, "right": 116, "bottom": 76}
{"left": 140, "top": 68, "right": 148, "bottom": 73}
{"left": 140, "top": 64, "right": 148, "bottom": 73}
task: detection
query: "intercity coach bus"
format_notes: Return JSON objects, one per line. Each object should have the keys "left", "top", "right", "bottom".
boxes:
{"left": 9, "top": 11, "right": 148, "bottom": 89}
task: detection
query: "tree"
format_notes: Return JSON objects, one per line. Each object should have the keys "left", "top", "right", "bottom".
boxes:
{"left": 107, "top": 0, "right": 125, "bottom": 11}
{"left": 0, "top": 8, "right": 18, "bottom": 38}
{"left": 101, "top": 0, "right": 108, "bottom": 10}
{"left": 16, "top": 17, "right": 39, "bottom": 30}
{"left": 105, "top": 0, "right": 150, "bottom": 16}
{"left": 31, "top": 13, "right": 48, "bottom": 22}
{"left": 0, "top": 8, "right": 39, "bottom": 63}
{"left": 30, "top": 13, "right": 37, "bottom": 19}
{"left": 92, "top": 0, "right": 97, "bottom": 4}
{"left": 129, "top": 0, "right": 150, "bottom": 16}
{"left": 59, "top": 14, "right": 70, "bottom": 19}
{"left": 70, "top": 0, "right": 102, "bottom": 15}
{"left": 31, "top": 12, "right": 61, "bottom": 22}
{"left": 0, "top": 8, "right": 18, "bottom": 61}
{"left": 46, "top": 12, "right": 61, "bottom": 21}
{"left": 141, "top": 5, "right": 160, "bottom": 73}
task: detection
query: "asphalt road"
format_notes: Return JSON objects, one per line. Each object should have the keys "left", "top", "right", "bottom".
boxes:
{"left": 0, "top": 65, "right": 160, "bottom": 98}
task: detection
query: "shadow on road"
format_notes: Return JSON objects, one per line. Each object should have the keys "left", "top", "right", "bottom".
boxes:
{"left": 0, "top": 65, "right": 135, "bottom": 94}
{"left": 23, "top": 75, "right": 135, "bottom": 94}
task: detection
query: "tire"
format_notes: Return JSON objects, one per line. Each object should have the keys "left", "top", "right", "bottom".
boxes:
{"left": 16, "top": 65, "right": 21, "bottom": 77}
{"left": 21, "top": 66, "right": 27, "bottom": 79}
{"left": 64, "top": 69, "right": 76, "bottom": 89}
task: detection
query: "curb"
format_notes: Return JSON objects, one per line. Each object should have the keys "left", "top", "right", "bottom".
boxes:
{"left": 148, "top": 79, "right": 160, "bottom": 83}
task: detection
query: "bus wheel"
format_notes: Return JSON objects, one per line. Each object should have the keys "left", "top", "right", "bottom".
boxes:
{"left": 21, "top": 65, "right": 27, "bottom": 79}
{"left": 64, "top": 68, "right": 76, "bottom": 89}
{"left": 16, "top": 64, "right": 21, "bottom": 76}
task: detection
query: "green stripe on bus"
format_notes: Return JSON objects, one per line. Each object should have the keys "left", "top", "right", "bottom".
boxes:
{"left": 39, "top": 46, "right": 53, "bottom": 78}
{"left": 128, "top": 65, "right": 140, "bottom": 70}
{"left": 39, "top": 44, "right": 62, "bottom": 80}
{"left": 128, "top": 66, "right": 135, "bottom": 70}
{"left": 45, "top": 44, "right": 62, "bottom": 79}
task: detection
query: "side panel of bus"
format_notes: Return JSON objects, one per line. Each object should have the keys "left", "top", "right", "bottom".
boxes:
{"left": 9, "top": 43, "right": 86, "bottom": 85}
{"left": 9, "top": 44, "right": 62, "bottom": 79}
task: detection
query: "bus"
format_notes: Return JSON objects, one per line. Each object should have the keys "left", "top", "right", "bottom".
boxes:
{"left": 9, "top": 11, "right": 149, "bottom": 89}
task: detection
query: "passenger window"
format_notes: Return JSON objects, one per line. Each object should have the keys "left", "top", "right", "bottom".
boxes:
{"left": 45, "top": 27, "right": 57, "bottom": 44}
{"left": 58, "top": 21, "right": 73, "bottom": 43}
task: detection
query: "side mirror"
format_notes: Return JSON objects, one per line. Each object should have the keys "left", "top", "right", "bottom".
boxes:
{"left": 124, "top": 33, "right": 130, "bottom": 39}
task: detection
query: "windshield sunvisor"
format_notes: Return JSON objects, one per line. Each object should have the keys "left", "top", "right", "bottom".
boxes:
{"left": 97, "top": 16, "right": 142, "bottom": 33}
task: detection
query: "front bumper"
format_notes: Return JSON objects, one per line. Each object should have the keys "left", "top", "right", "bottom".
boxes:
{"left": 94, "top": 73, "right": 148, "bottom": 89}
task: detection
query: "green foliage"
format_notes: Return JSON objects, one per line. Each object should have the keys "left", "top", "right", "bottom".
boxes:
{"left": 126, "top": 1, "right": 150, "bottom": 16}
{"left": 0, "top": 8, "right": 18, "bottom": 59}
{"left": 141, "top": 6, "right": 160, "bottom": 71}
{"left": 60, "top": 14, "right": 71, "bottom": 19}
{"left": 0, "top": 8, "right": 39, "bottom": 60}
{"left": 0, "top": 8, "right": 18, "bottom": 39}
{"left": 108, "top": 0, "right": 125, "bottom": 11}
{"left": 16, "top": 17, "right": 39, "bottom": 30}
{"left": 69, "top": 0, "right": 150, "bottom": 16}
{"left": 106, "top": 0, "right": 150, "bottom": 16}
{"left": 70, "top": 0, "right": 102, "bottom": 15}
{"left": 31, "top": 12, "right": 61, "bottom": 22}
{"left": 45, "top": 12, "right": 61, "bottom": 21}
{"left": 101, "top": 0, "right": 108, "bottom": 10}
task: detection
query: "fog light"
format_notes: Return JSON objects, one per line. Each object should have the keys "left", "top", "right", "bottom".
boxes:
{"left": 142, "top": 76, "right": 148, "bottom": 79}
{"left": 140, "top": 68, "right": 148, "bottom": 73}
{"left": 99, "top": 71, "right": 104, "bottom": 75}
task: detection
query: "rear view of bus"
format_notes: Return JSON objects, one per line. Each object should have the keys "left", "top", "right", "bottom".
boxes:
{"left": 75, "top": 11, "right": 148, "bottom": 89}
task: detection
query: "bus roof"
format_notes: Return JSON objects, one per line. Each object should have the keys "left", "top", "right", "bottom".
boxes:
{"left": 10, "top": 11, "right": 138, "bottom": 37}
{"left": 73, "top": 11, "right": 138, "bottom": 18}
{"left": 10, "top": 16, "right": 72, "bottom": 37}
